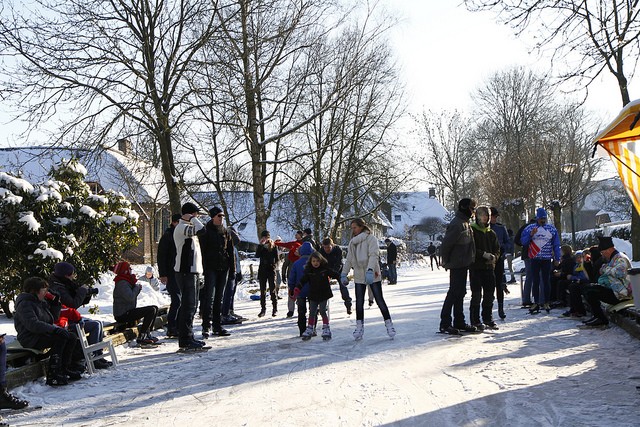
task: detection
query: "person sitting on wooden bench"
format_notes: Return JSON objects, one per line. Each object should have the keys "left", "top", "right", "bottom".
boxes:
{"left": 112, "top": 261, "right": 159, "bottom": 346}
{"left": 13, "top": 277, "right": 82, "bottom": 386}
{"left": 581, "top": 236, "right": 632, "bottom": 328}
{"left": 48, "top": 262, "right": 111, "bottom": 369}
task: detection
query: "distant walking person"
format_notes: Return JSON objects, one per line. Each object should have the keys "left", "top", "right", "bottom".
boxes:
{"left": 520, "top": 208, "right": 561, "bottom": 314}
{"left": 427, "top": 242, "right": 439, "bottom": 270}
{"left": 438, "top": 198, "right": 478, "bottom": 335}
{"left": 341, "top": 218, "right": 395, "bottom": 340}
{"left": 385, "top": 239, "right": 398, "bottom": 284}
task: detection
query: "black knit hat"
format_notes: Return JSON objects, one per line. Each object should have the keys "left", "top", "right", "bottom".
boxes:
{"left": 261, "top": 230, "right": 270, "bottom": 237}
{"left": 209, "top": 206, "right": 223, "bottom": 217}
{"left": 181, "top": 202, "right": 203, "bottom": 215}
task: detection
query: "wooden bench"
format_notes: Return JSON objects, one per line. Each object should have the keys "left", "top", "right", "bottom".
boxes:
{"left": 5, "top": 305, "right": 169, "bottom": 387}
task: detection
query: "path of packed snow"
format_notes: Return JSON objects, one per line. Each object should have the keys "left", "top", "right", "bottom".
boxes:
{"left": 2, "top": 264, "right": 639, "bottom": 426}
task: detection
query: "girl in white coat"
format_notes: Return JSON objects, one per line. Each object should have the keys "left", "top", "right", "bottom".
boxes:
{"left": 341, "top": 218, "right": 395, "bottom": 340}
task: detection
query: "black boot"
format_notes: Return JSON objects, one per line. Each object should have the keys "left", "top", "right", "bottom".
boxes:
{"left": 272, "top": 302, "right": 278, "bottom": 317}
{"left": 258, "top": 306, "right": 266, "bottom": 317}
{"left": 0, "top": 386, "right": 28, "bottom": 409}
{"left": 46, "top": 355, "right": 68, "bottom": 386}
{"left": 498, "top": 303, "right": 506, "bottom": 320}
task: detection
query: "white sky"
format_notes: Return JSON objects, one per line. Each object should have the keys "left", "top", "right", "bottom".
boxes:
{"left": 0, "top": 1, "right": 636, "bottom": 146}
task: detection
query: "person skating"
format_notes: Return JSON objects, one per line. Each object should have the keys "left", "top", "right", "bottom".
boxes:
{"left": 256, "top": 230, "right": 279, "bottom": 317}
{"left": 319, "top": 237, "right": 352, "bottom": 315}
{"left": 173, "top": 202, "right": 207, "bottom": 351}
{"left": 295, "top": 252, "right": 341, "bottom": 340}
{"left": 520, "top": 208, "right": 561, "bottom": 314}
{"left": 469, "top": 206, "right": 501, "bottom": 330}
{"left": 427, "top": 242, "right": 439, "bottom": 270}
{"left": 341, "top": 218, "right": 395, "bottom": 340}
{"left": 438, "top": 198, "right": 478, "bottom": 335}
{"left": 157, "top": 213, "right": 182, "bottom": 338}
{"left": 199, "top": 206, "right": 235, "bottom": 337}
{"left": 288, "top": 242, "right": 315, "bottom": 335}
{"left": 0, "top": 335, "right": 29, "bottom": 410}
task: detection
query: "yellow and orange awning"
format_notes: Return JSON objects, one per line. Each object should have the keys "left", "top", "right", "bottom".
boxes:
{"left": 593, "top": 100, "right": 640, "bottom": 214}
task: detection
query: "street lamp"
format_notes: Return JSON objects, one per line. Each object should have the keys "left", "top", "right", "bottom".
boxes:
{"left": 562, "top": 163, "right": 578, "bottom": 248}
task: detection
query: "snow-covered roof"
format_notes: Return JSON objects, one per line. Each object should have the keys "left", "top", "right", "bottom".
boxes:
{"left": 0, "top": 146, "right": 168, "bottom": 204}
{"left": 388, "top": 192, "right": 449, "bottom": 233}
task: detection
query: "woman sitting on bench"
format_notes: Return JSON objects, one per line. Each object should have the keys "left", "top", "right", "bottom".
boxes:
{"left": 112, "top": 261, "right": 159, "bottom": 346}
{"left": 13, "top": 277, "right": 81, "bottom": 386}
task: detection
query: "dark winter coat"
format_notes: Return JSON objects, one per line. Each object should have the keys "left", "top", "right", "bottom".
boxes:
{"left": 113, "top": 279, "right": 142, "bottom": 318}
{"left": 319, "top": 245, "right": 343, "bottom": 273}
{"left": 200, "top": 222, "right": 236, "bottom": 273}
{"left": 490, "top": 222, "right": 511, "bottom": 258}
{"left": 14, "top": 292, "right": 61, "bottom": 349}
{"left": 288, "top": 242, "right": 315, "bottom": 297}
{"left": 157, "top": 226, "right": 176, "bottom": 278}
{"left": 558, "top": 253, "right": 576, "bottom": 277}
{"left": 440, "top": 210, "right": 475, "bottom": 270}
{"left": 299, "top": 266, "right": 340, "bottom": 301}
{"left": 514, "top": 220, "right": 536, "bottom": 260}
{"left": 470, "top": 223, "right": 500, "bottom": 270}
{"left": 256, "top": 242, "right": 279, "bottom": 274}
{"left": 386, "top": 242, "right": 398, "bottom": 264}
{"left": 48, "top": 273, "right": 91, "bottom": 309}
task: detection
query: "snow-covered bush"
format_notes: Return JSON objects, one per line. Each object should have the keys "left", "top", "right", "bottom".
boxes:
{"left": 0, "top": 158, "right": 140, "bottom": 300}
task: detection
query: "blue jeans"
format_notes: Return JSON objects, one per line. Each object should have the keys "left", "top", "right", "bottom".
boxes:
{"left": 79, "top": 318, "right": 103, "bottom": 356}
{"left": 440, "top": 268, "right": 468, "bottom": 329}
{"left": 388, "top": 263, "right": 398, "bottom": 283}
{"left": 355, "top": 282, "right": 391, "bottom": 321}
{"left": 201, "top": 269, "right": 228, "bottom": 331}
{"left": 165, "top": 273, "right": 181, "bottom": 331}
{"left": 522, "top": 259, "right": 536, "bottom": 305}
{"left": 175, "top": 272, "right": 199, "bottom": 345}
{"left": 531, "top": 259, "right": 552, "bottom": 304}
{"left": 222, "top": 277, "right": 237, "bottom": 316}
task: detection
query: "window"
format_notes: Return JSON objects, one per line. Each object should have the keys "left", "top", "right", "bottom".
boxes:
{"left": 394, "top": 215, "right": 401, "bottom": 222}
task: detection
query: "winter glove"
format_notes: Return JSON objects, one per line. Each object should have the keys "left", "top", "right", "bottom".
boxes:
{"left": 90, "top": 287, "right": 99, "bottom": 296}
{"left": 340, "top": 273, "right": 349, "bottom": 286}
{"left": 235, "top": 272, "right": 243, "bottom": 283}
{"left": 482, "top": 252, "right": 496, "bottom": 262}
{"left": 54, "top": 327, "right": 71, "bottom": 340}
{"left": 293, "top": 287, "right": 301, "bottom": 299}
{"left": 365, "top": 269, "right": 374, "bottom": 285}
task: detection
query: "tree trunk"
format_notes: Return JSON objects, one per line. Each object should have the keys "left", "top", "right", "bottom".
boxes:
{"left": 158, "top": 130, "right": 182, "bottom": 214}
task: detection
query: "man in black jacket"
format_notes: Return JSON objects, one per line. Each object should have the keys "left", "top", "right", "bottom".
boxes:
{"left": 320, "top": 238, "right": 352, "bottom": 314}
{"left": 157, "top": 213, "right": 181, "bottom": 337}
{"left": 438, "top": 198, "right": 478, "bottom": 335}
{"left": 199, "top": 206, "right": 235, "bottom": 337}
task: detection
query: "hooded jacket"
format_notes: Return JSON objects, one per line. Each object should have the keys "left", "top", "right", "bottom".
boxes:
{"left": 299, "top": 265, "right": 340, "bottom": 301}
{"left": 441, "top": 210, "right": 475, "bottom": 269}
{"left": 343, "top": 232, "right": 381, "bottom": 284}
{"left": 288, "top": 242, "right": 315, "bottom": 297}
{"left": 14, "top": 292, "right": 61, "bottom": 349}
{"left": 470, "top": 222, "right": 500, "bottom": 270}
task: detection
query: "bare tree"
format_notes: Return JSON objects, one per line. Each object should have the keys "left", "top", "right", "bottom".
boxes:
{"left": 0, "top": 0, "right": 221, "bottom": 213}
{"left": 464, "top": 0, "right": 640, "bottom": 257}
{"left": 412, "top": 110, "right": 476, "bottom": 210}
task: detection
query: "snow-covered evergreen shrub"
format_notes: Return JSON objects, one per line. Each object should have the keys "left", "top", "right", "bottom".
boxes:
{"left": 0, "top": 158, "right": 140, "bottom": 300}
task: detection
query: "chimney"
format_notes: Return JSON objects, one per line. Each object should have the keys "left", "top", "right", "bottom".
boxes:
{"left": 428, "top": 187, "right": 436, "bottom": 198}
{"left": 117, "top": 138, "right": 132, "bottom": 156}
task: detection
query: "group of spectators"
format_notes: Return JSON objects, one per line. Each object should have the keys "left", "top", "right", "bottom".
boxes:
{"left": 439, "top": 198, "right": 633, "bottom": 335}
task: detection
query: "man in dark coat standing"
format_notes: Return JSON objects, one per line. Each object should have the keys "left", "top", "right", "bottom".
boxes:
{"left": 489, "top": 207, "right": 511, "bottom": 319}
{"left": 157, "top": 213, "right": 181, "bottom": 337}
{"left": 438, "top": 198, "right": 478, "bottom": 335}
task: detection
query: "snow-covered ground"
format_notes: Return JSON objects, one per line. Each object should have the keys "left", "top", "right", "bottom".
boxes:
{"left": 2, "top": 262, "right": 640, "bottom": 426}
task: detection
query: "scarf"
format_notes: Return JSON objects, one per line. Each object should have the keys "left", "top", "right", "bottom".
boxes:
{"left": 113, "top": 261, "right": 137, "bottom": 285}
